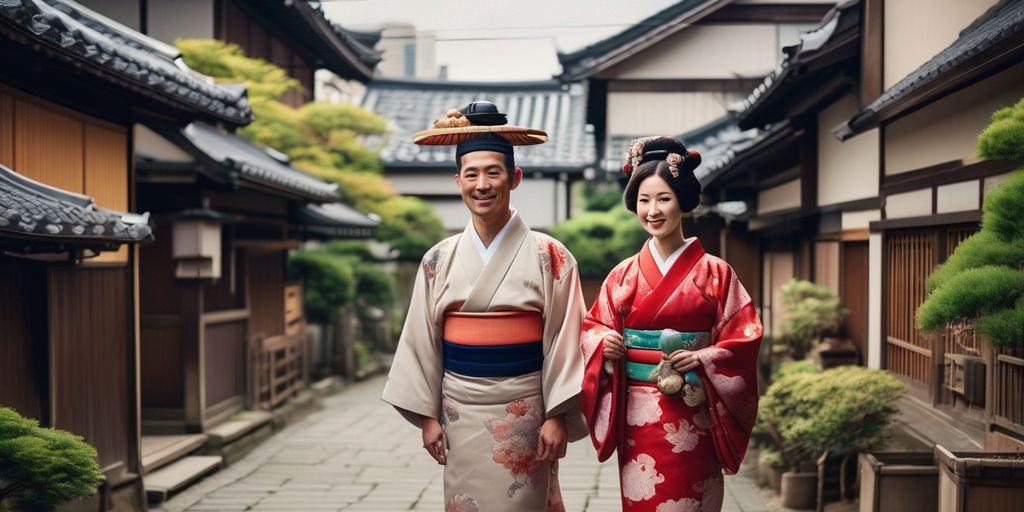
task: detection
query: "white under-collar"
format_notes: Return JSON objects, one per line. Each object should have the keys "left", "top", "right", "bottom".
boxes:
{"left": 470, "top": 208, "right": 518, "bottom": 265}
{"left": 648, "top": 237, "right": 695, "bottom": 276}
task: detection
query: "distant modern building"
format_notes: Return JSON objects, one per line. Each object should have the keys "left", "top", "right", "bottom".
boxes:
{"left": 363, "top": 79, "right": 597, "bottom": 230}
{"left": 376, "top": 23, "right": 443, "bottom": 80}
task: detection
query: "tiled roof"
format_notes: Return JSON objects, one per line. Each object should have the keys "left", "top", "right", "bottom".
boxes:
{"left": 602, "top": 115, "right": 762, "bottom": 185}
{"left": 291, "top": 202, "right": 378, "bottom": 240}
{"left": 557, "top": 0, "right": 728, "bottom": 81}
{"left": 174, "top": 123, "right": 341, "bottom": 202}
{"left": 0, "top": 163, "right": 152, "bottom": 248}
{"left": 0, "top": 0, "right": 253, "bottom": 125}
{"left": 255, "top": 0, "right": 381, "bottom": 82}
{"left": 835, "top": 0, "right": 1024, "bottom": 140}
{"left": 734, "top": 0, "right": 860, "bottom": 129}
{"left": 363, "top": 79, "right": 597, "bottom": 172}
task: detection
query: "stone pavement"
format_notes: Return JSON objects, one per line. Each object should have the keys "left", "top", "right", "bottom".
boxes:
{"left": 156, "top": 375, "right": 768, "bottom": 511}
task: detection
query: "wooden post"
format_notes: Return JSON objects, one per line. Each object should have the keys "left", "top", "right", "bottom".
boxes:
{"left": 181, "top": 283, "right": 204, "bottom": 431}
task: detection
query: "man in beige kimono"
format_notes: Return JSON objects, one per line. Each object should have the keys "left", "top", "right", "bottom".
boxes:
{"left": 382, "top": 101, "right": 586, "bottom": 512}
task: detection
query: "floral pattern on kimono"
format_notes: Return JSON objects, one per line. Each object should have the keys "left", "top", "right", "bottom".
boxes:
{"left": 485, "top": 399, "right": 545, "bottom": 497}
{"left": 445, "top": 494, "right": 480, "bottom": 512}
{"left": 579, "top": 239, "right": 762, "bottom": 512}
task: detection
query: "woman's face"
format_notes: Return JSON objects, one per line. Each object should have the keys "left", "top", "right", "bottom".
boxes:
{"left": 636, "top": 174, "right": 683, "bottom": 239}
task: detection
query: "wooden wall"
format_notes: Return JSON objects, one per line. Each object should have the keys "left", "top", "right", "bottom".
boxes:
{"left": 140, "top": 225, "right": 186, "bottom": 409}
{"left": 0, "top": 86, "right": 129, "bottom": 263}
{"left": 49, "top": 266, "right": 137, "bottom": 483}
{"left": 0, "top": 259, "right": 48, "bottom": 422}
{"left": 249, "top": 251, "right": 286, "bottom": 339}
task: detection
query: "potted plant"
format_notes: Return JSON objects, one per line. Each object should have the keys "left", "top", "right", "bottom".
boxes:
{"left": 0, "top": 407, "right": 102, "bottom": 512}
{"left": 758, "top": 366, "right": 906, "bottom": 509}
{"left": 778, "top": 279, "right": 849, "bottom": 360}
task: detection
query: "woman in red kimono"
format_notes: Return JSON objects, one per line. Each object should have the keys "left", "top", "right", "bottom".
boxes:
{"left": 581, "top": 136, "right": 762, "bottom": 512}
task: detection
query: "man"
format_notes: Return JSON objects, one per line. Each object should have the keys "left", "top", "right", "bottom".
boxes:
{"left": 382, "top": 101, "right": 586, "bottom": 512}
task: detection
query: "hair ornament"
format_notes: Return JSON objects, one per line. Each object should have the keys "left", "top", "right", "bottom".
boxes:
{"left": 666, "top": 152, "right": 682, "bottom": 178}
{"left": 623, "top": 139, "right": 646, "bottom": 175}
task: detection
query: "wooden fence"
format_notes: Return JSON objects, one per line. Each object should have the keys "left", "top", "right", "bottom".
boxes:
{"left": 248, "top": 283, "right": 308, "bottom": 410}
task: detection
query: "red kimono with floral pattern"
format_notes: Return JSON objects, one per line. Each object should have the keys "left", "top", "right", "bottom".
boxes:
{"left": 580, "top": 240, "right": 762, "bottom": 512}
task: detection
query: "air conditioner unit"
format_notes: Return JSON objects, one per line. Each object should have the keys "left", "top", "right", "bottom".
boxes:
{"left": 963, "top": 356, "right": 986, "bottom": 406}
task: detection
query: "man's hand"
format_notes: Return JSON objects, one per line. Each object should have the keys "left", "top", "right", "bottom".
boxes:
{"left": 602, "top": 332, "right": 626, "bottom": 360}
{"left": 421, "top": 417, "right": 446, "bottom": 465}
{"left": 667, "top": 349, "right": 700, "bottom": 374}
{"left": 536, "top": 415, "right": 567, "bottom": 463}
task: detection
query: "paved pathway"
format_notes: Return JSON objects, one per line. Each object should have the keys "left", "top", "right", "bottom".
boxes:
{"left": 157, "top": 376, "right": 768, "bottom": 511}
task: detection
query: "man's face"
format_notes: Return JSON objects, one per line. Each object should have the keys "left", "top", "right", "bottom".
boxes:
{"left": 455, "top": 150, "right": 522, "bottom": 221}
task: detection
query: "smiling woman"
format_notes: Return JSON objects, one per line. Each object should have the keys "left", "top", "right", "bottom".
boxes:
{"left": 579, "top": 136, "right": 763, "bottom": 512}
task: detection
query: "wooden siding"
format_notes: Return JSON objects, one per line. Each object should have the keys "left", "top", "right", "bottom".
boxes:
{"left": 841, "top": 241, "right": 870, "bottom": 359}
{"left": 49, "top": 266, "right": 136, "bottom": 482}
{"left": 140, "top": 228, "right": 185, "bottom": 409}
{"left": 249, "top": 251, "right": 285, "bottom": 339}
{"left": 0, "top": 258, "right": 48, "bottom": 422}
{"left": 993, "top": 345, "right": 1024, "bottom": 437}
{"left": 0, "top": 93, "right": 12, "bottom": 166}
{"left": 885, "top": 230, "right": 936, "bottom": 388}
{"left": 13, "top": 99, "right": 84, "bottom": 193}
{"left": 204, "top": 319, "right": 246, "bottom": 411}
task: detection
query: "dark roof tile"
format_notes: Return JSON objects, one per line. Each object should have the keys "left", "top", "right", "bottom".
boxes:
{"left": 0, "top": 0, "right": 252, "bottom": 125}
{"left": 363, "top": 79, "right": 597, "bottom": 172}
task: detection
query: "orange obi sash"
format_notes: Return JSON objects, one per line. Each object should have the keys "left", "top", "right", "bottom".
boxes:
{"left": 443, "top": 311, "right": 543, "bottom": 346}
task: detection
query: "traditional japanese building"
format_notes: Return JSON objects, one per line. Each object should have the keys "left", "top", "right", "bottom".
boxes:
{"left": 363, "top": 79, "right": 597, "bottom": 230}
{"left": 0, "top": 0, "right": 251, "bottom": 509}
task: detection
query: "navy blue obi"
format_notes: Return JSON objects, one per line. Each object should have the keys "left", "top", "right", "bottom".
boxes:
{"left": 442, "top": 340, "right": 544, "bottom": 377}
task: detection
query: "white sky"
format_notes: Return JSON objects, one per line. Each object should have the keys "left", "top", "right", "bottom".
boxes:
{"left": 322, "top": 0, "right": 682, "bottom": 81}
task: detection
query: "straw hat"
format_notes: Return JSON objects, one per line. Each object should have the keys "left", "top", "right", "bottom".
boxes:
{"left": 413, "top": 101, "right": 548, "bottom": 146}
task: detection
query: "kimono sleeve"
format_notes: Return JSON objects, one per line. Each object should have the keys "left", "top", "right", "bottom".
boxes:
{"left": 381, "top": 249, "right": 444, "bottom": 428}
{"left": 694, "top": 260, "right": 763, "bottom": 474}
{"left": 539, "top": 255, "right": 588, "bottom": 442}
{"left": 580, "top": 263, "right": 629, "bottom": 462}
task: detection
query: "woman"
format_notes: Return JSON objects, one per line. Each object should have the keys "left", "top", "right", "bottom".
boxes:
{"left": 580, "top": 136, "right": 763, "bottom": 511}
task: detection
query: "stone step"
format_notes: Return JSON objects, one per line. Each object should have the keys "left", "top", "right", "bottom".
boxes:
{"left": 145, "top": 455, "right": 222, "bottom": 504}
{"left": 141, "top": 434, "right": 208, "bottom": 474}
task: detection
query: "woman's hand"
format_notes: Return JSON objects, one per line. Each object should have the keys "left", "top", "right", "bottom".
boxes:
{"left": 421, "top": 416, "right": 446, "bottom": 465}
{"left": 602, "top": 332, "right": 626, "bottom": 360}
{"left": 666, "top": 349, "right": 700, "bottom": 374}
{"left": 536, "top": 415, "right": 567, "bottom": 463}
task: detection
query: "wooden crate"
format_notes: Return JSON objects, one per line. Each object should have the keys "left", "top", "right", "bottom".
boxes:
{"left": 936, "top": 445, "right": 1024, "bottom": 512}
{"left": 859, "top": 452, "right": 937, "bottom": 512}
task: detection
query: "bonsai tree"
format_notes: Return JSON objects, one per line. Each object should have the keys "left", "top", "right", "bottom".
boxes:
{"left": 778, "top": 279, "right": 848, "bottom": 358}
{"left": 757, "top": 366, "right": 906, "bottom": 473}
{"left": 917, "top": 97, "right": 1024, "bottom": 347}
{"left": 0, "top": 408, "right": 102, "bottom": 511}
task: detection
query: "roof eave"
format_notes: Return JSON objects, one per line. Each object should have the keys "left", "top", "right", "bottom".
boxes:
{"left": 557, "top": 0, "right": 731, "bottom": 81}
{"left": 292, "top": 1, "right": 378, "bottom": 82}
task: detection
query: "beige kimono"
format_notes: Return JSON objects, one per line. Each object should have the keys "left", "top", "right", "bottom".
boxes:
{"left": 382, "top": 213, "right": 586, "bottom": 512}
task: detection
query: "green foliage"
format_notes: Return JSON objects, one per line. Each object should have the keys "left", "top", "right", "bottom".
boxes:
{"left": 926, "top": 231, "right": 1024, "bottom": 293}
{"left": 758, "top": 448, "right": 786, "bottom": 470}
{"left": 584, "top": 189, "right": 622, "bottom": 212}
{"left": 918, "top": 98, "right": 1024, "bottom": 347}
{"left": 981, "top": 170, "right": 1024, "bottom": 243}
{"left": 778, "top": 279, "right": 847, "bottom": 357}
{"left": 978, "top": 97, "right": 1024, "bottom": 162}
{"left": 0, "top": 408, "right": 102, "bottom": 510}
{"left": 757, "top": 367, "right": 906, "bottom": 472}
{"left": 352, "top": 262, "right": 395, "bottom": 308}
{"left": 176, "top": 39, "right": 444, "bottom": 260}
{"left": 771, "top": 359, "right": 820, "bottom": 383}
{"left": 551, "top": 207, "right": 647, "bottom": 279}
{"left": 287, "top": 251, "right": 356, "bottom": 323}
{"left": 918, "top": 266, "right": 1024, "bottom": 330}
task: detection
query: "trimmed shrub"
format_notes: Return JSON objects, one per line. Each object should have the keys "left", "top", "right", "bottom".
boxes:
{"left": 0, "top": 408, "right": 102, "bottom": 510}
{"left": 757, "top": 367, "right": 906, "bottom": 472}
{"left": 778, "top": 279, "right": 847, "bottom": 358}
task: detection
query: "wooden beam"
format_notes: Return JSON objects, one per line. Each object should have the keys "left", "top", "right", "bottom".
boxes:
{"left": 861, "top": 0, "right": 884, "bottom": 106}
{"left": 608, "top": 78, "right": 766, "bottom": 93}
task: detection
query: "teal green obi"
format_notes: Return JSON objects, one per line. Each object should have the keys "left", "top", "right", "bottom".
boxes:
{"left": 623, "top": 328, "right": 711, "bottom": 383}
